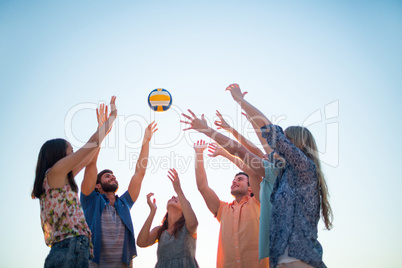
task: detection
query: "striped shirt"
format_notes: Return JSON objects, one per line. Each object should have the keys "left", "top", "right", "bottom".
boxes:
{"left": 99, "top": 204, "right": 127, "bottom": 267}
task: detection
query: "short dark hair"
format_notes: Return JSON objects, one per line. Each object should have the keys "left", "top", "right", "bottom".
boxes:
{"left": 234, "top": 172, "right": 254, "bottom": 197}
{"left": 95, "top": 169, "right": 113, "bottom": 192}
{"left": 235, "top": 172, "right": 249, "bottom": 185}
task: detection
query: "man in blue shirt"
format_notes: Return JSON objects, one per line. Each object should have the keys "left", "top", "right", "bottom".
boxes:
{"left": 81, "top": 105, "right": 157, "bottom": 267}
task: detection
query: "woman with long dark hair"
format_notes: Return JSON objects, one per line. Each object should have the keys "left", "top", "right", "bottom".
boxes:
{"left": 225, "top": 84, "right": 333, "bottom": 268}
{"left": 137, "top": 168, "right": 199, "bottom": 268}
{"left": 32, "top": 96, "right": 117, "bottom": 268}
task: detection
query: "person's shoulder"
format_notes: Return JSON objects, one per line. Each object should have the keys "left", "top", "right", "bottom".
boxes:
{"left": 119, "top": 190, "right": 129, "bottom": 199}
{"left": 119, "top": 191, "right": 134, "bottom": 206}
{"left": 80, "top": 190, "right": 103, "bottom": 210}
{"left": 215, "top": 200, "right": 230, "bottom": 219}
{"left": 81, "top": 190, "right": 103, "bottom": 200}
{"left": 221, "top": 200, "right": 231, "bottom": 207}
{"left": 247, "top": 196, "right": 260, "bottom": 206}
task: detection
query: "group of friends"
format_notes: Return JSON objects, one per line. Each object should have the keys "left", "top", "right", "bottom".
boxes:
{"left": 32, "top": 84, "right": 333, "bottom": 268}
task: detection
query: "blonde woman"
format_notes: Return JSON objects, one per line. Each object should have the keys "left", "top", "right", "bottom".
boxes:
{"left": 225, "top": 83, "right": 333, "bottom": 268}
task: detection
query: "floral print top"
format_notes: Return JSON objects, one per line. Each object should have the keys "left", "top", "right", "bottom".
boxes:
{"left": 261, "top": 124, "right": 326, "bottom": 268}
{"left": 40, "top": 175, "right": 92, "bottom": 247}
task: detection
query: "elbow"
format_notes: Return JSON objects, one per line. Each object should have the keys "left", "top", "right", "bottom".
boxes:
{"left": 253, "top": 117, "right": 270, "bottom": 129}
{"left": 197, "top": 184, "right": 207, "bottom": 193}
{"left": 187, "top": 221, "right": 198, "bottom": 234}
{"left": 136, "top": 240, "right": 147, "bottom": 248}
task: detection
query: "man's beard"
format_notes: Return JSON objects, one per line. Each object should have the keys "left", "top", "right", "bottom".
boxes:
{"left": 101, "top": 181, "right": 118, "bottom": 193}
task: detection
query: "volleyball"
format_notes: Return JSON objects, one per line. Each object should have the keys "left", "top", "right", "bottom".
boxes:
{"left": 147, "top": 88, "right": 173, "bottom": 112}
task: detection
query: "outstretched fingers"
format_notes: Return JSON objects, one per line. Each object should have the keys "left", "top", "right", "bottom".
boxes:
{"left": 216, "top": 110, "right": 223, "bottom": 119}
{"left": 146, "top": 192, "right": 154, "bottom": 200}
{"left": 193, "top": 139, "right": 208, "bottom": 153}
{"left": 167, "top": 168, "right": 178, "bottom": 178}
{"left": 144, "top": 121, "right": 158, "bottom": 141}
{"left": 149, "top": 121, "right": 158, "bottom": 133}
{"left": 96, "top": 108, "right": 100, "bottom": 124}
{"left": 225, "top": 83, "right": 239, "bottom": 91}
{"left": 170, "top": 168, "right": 179, "bottom": 177}
{"left": 167, "top": 168, "right": 181, "bottom": 193}
{"left": 201, "top": 114, "right": 207, "bottom": 124}
{"left": 181, "top": 113, "right": 193, "bottom": 120}
{"left": 208, "top": 142, "right": 217, "bottom": 150}
{"left": 167, "top": 168, "right": 176, "bottom": 182}
{"left": 146, "top": 192, "right": 157, "bottom": 209}
{"left": 110, "top": 96, "right": 117, "bottom": 116}
{"left": 194, "top": 139, "right": 206, "bottom": 147}
{"left": 180, "top": 112, "right": 194, "bottom": 131}
{"left": 187, "top": 109, "right": 196, "bottom": 118}
{"left": 96, "top": 102, "right": 110, "bottom": 128}
{"left": 207, "top": 143, "right": 217, "bottom": 156}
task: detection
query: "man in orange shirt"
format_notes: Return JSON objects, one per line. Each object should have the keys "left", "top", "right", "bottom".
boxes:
{"left": 192, "top": 138, "right": 269, "bottom": 268}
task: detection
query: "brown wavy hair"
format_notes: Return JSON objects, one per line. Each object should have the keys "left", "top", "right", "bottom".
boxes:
{"left": 285, "top": 126, "right": 333, "bottom": 230}
{"left": 156, "top": 212, "right": 186, "bottom": 241}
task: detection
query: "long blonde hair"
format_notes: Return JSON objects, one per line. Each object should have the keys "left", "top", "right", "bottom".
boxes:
{"left": 285, "top": 126, "right": 333, "bottom": 230}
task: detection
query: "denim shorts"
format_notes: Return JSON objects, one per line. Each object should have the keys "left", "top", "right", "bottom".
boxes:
{"left": 45, "top": 235, "right": 90, "bottom": 268}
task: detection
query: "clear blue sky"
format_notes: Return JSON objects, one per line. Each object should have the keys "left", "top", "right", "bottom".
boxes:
{"left": 1, "top": 1, "right": 401, "bottom": 267}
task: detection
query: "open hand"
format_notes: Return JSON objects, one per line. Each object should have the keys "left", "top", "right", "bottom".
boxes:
{"left": 180, "top": 109, "right": 209, "bottom": 133}
{"left": 207, "top": 142, "right": 228, "bottom": 158}
{"left": 214, "top": 110, "right": 232, "bottom": 132}
{"left": 146, "top": 193, "right": 157, "bottom": 212}
{"left": 193, "top": 139, "right": 208, "bottom": 153}
{"left": 144, "top": 121, "right": 158, "bottom": 142}
{"left": 96, "top": 103, "right": 108, "bottom": 128}
{"left": 109, "top": 96, "right": 117, "bottom": 117}
{"left": 167, "top": 168, "right": 182, "bottom": 195}
{"left": 97, "top": 96, "right": 117, "bottom": 134}
{"left": 225, "top": 83, "right": 248, "bottom": 102}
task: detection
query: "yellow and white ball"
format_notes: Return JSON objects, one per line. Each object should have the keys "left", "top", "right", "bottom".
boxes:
{"left": 147, "top": 88, "right": 173, "bottom": 112}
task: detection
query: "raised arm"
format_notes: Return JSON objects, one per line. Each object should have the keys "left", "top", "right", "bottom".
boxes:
{"left": 81, "top": 102, "right": 112, "bottom": 195}
{"left": 225, "top": 83, "right": 271, "bottom": 129}
{"left": 225, "top": 84, "right": 314, "bottom": 178}
{"left": 193, "top": 140, "right": 221, "bottom": 216}
{"left": 47, "top": 96, "right": 117, "bottom": 189}
{"left": 182, "top": 111, "right": 265, "bottom": 179}
{"left": 241, "top": 111, "right": 273, "bottom": 156}
{"left": 137, "top": 193, "right": 161, "bottom": 247}
{"left": 167, "top": 168, "right": 198, "bottom": 234}
{"left": 215, "top": 110, "right": 265, "bottom": 158}
{"left": 128, "top": 122, "right": 158, "bottom": 202}
{"left": 227, "top": 83, "right": 315, "bottom": 185}
{"left": 208, "top": 143, "right": 262, "bottom": 201}
{"left": 81, "top": 148, "right": 100, "bottom": 196}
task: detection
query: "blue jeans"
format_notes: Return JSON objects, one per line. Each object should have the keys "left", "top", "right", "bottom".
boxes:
{"left": 45, "top": 236, "right": 90, "bottom": 268}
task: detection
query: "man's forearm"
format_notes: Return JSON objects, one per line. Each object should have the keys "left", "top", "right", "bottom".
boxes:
{"left": 135, "top": 140, "right": 150, "bottom": 175}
